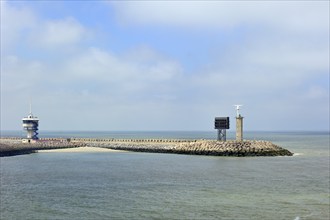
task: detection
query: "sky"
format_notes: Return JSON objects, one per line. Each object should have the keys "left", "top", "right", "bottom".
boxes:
{"left": 1, "top": 0, "right": 329, "bottom": 132}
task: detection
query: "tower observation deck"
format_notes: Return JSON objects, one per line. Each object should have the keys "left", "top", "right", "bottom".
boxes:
{"left": 22, "top": 108, "right": 39, "bottom": 140}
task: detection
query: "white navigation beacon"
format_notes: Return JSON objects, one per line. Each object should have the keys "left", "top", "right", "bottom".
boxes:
{"left": 234, "top": 104, "right": 242, "bottom": 117}
{"left": 22, "top": 102, "right": 39, "bottom": 140}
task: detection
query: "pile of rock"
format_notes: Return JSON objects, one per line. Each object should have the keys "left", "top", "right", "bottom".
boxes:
{"left": 174, "top": 140, "right": 293, "bottom": 156}
{"left": 0, "top": 137, "right": 293, "bottom": 157}
{"left": 85, "top": 139, "right": 293, "bottom": 157}
{"left": 0, "top": 139, "right": 84, "bottom": 157}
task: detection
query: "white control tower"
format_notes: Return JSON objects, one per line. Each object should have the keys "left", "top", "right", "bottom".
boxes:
{"left": 22, "top": 104, "right": 39, "bottom": 140}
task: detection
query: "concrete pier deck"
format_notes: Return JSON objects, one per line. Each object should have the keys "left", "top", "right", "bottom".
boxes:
{"left": 0, "top": 137, "right": 293, "bottom": 157}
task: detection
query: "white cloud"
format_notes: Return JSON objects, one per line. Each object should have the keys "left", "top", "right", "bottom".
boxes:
{"left": 1, "top": 1, "right": 88, "bottom": 55}
{"left": 65, "top": 46, "right": 182, "bottom": 85}
{"left": 30, "top": 17, "right": 87, "bottom": 48}
{"left": 1, "top": 55, "right": 44, "bottom": 93}
{"left": 110, "top": 0, "right": 329, "bottom": 98}
{"left": 111, "top": 1, "right": 329, "bottom": 33}
{"left": 0, "top": 1, "right": 36, "bottom": 51}
{"left": 306, "top": 86, "right": 329, "bottom": 100}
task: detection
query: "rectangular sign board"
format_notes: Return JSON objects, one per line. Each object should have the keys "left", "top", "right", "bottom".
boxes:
{"left": 214, "top": 117, "right": 230, "bottom": 129}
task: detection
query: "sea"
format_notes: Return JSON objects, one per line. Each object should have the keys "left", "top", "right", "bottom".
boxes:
{"left": 0, "top": 131, "right": 329, "bottom": 220}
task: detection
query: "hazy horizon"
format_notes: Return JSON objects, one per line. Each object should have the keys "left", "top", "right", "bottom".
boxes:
{"left": 1, "top": 129, "right": 328, "bottom": 133}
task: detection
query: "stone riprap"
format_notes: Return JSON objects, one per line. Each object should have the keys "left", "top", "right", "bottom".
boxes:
{"left": 79, "top": 139, "right": 293, "bottom": 157}
{"left": 0, "top": 138, "right": 84, "bottom": 157}
{"left": 0, "top": 137, "right": 293, "bottom": 157}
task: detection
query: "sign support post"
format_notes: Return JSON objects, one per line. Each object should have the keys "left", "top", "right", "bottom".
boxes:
{"left": 214, "top": 117, "right": 230, "bottom": 141}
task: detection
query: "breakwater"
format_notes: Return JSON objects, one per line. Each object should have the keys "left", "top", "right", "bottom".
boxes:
{"left": 0, "top": 137, "right": 293, "bottom": 157}
{"left": 0, "top": 138, "right": 84, "bottom": 157}
{"left": 79, "top": 139, "right": 292, "bottom": 156}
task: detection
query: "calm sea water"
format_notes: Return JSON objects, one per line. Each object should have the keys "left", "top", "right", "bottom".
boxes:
{"left": 1, "top": 131, "right": 329, "bottom": 219}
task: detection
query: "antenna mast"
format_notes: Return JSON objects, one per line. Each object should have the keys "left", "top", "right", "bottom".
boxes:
{"left": 29, "top": 99, "right": 32, "bottom": 115}
{"left": 234, "top": 105, "right": 242, "bottom": 117}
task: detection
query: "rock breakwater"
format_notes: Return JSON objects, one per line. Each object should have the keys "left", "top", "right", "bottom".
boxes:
{"left": 0, "top": 137, "right": 293, "bottom": 157}
{"left": 81, "top": 139, "right": 293, "bottom": 157}
{"left": 0, "top": 138, "right": 84, "bottom": 157}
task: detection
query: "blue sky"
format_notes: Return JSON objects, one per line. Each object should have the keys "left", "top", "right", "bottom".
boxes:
{"left": 1, "top": 0, "right": 329, "bottom": 131}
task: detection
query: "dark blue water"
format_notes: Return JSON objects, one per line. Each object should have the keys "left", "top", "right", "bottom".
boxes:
{"left": 1, "top": 131, "right": 329, "bottom": 219}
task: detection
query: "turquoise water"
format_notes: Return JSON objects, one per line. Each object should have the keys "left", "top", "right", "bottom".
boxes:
{"left": 1, "top": 131, "right": 329, "bottom": 219}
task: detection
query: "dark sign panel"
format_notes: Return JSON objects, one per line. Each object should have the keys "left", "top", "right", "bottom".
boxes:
{"left": 214, "top": 117, "right": 230, "bottom": 129}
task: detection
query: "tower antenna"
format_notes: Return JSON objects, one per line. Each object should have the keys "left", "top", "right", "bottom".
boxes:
{"left": 234, "top": 104, "right": 242, "bottom": 117}
{"left": 29, "top": 98, "right": 32, "bottom": 115}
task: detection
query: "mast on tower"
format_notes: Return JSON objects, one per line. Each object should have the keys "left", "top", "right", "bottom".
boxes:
{"left": 234, "top": 104, "right": 242, "bottom": 117}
